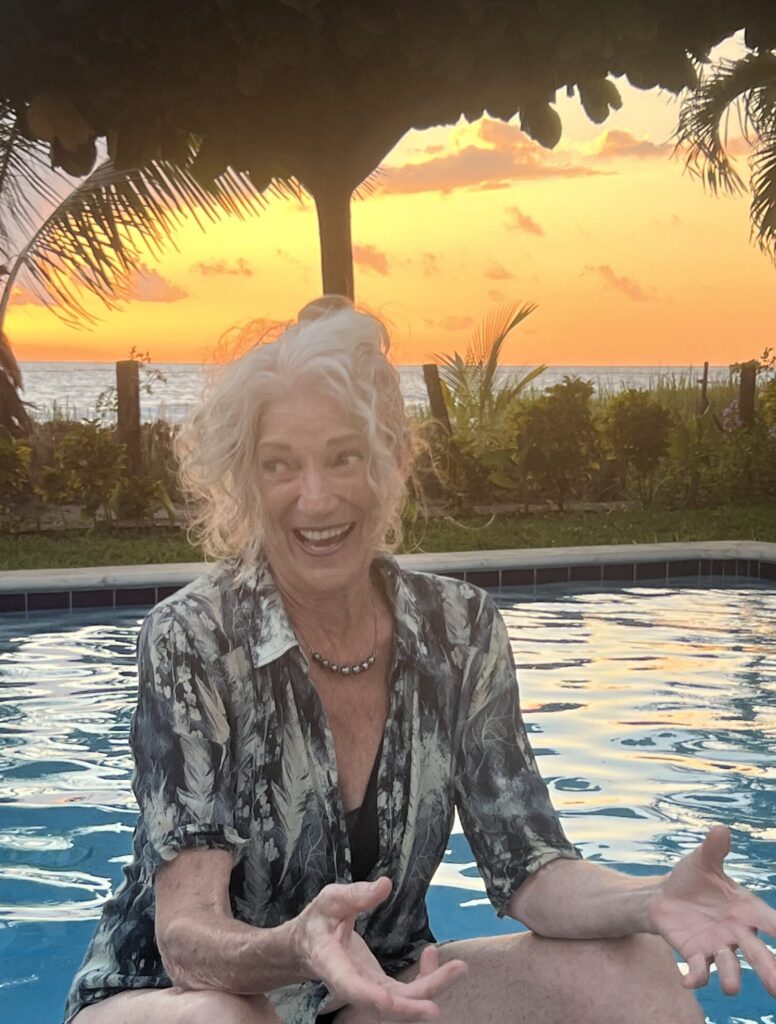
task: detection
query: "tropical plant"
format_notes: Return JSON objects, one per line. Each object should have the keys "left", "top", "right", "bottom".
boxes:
{"left": 2, "top": 4, "right": 756, "bottom": 300}
{"left": 677, "top": 51, "right": 776, "bottom": 258}
{"left": 517, "top": 376, "right": 598, "bottom": 512}
{"left": 0, "top": 330, "right": 32, "bottom": 434}
{"left": 437, "top": 303, "right": 542, "bottom": 435}
{"left": 602, "top": 389, "right": 672, "bottom": 506}
{"left": 434, "top": 303, "right": 544, "bottom": 499}
{"left": 658, "top": 407, "right": 721, "bottom": 508}
{"left": 0, "top": 99, "right": 295, "bottom": 430}
{"left": 35, "top": 421, "right": 125, "bottom": 524}
{"left": 0, "top": 426, "right": 30, "bottom": 497}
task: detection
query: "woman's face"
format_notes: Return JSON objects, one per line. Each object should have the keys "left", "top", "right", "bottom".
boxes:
{"left": 257, "top": 390, "right": 381, "bottom": 599}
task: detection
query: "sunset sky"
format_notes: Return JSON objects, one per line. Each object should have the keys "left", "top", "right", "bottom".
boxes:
{"left": 10, "top": 34, "right": 775, "bottom": 366}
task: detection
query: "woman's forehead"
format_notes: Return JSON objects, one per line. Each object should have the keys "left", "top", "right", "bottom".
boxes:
{"left": 259, "top": 391, "right": 363, "bottom": 444}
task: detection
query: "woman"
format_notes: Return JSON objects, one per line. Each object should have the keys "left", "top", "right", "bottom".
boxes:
{"left": 65, "top": 297, "right": 776, "bottom": 1024}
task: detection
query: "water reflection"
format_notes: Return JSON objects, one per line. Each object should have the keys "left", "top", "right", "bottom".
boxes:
{"left": 0, "top": 585, "right": 774, "bottom": 1022}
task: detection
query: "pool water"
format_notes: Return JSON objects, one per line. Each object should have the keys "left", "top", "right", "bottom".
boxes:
{"left": 0, "top": 580, "right": 774, "bottom": 1023}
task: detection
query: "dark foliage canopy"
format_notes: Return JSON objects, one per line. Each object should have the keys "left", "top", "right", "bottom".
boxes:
{"left": 3, "top": 0, "right": 776, "bottom": 196}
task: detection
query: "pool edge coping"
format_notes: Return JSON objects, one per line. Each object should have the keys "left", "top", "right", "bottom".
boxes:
{"left": 0, "top": 540, "right": 775, "bottom": 615}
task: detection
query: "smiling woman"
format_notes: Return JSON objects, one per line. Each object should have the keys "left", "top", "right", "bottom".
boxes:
{"left": 175, "top": 295, "right": 410, "bottom": 577}
{"left": 63, "top": 298, "right": 776, "bottom": 1024}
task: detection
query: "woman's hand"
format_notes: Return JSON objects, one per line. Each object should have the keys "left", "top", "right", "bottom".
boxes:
{"left": 290, "top": 876, "right": 467, "bottom": 1020}
{"left": 650, "top": 825, "right": 776, "bottom": 997}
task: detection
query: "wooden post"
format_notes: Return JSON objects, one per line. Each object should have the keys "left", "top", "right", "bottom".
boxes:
{"left": 116, "top": 359, "right": 141, "bottom": 475}
{"left": 739, "top": 361, "right": 757, "bottom": 428}
{"left": 696, "top": 361, "right": 709, "bottom": 416}
{"left": 422, "top": 364, "right": 452, "bottom": 435}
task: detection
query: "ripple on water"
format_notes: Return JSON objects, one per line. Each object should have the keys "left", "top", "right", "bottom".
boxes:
{"left": 0, "top": 587, "right": 775, "bottom": 1023}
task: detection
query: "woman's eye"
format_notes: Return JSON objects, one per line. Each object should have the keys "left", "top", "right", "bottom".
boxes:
{"left": 334, "top": 449, "right": 364, "bottom": 467}
{"left": 260, "top": 458, "right": 288, "bottom": 474}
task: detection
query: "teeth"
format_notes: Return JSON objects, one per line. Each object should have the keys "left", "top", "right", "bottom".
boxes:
{"left": 297, "top": 524, "right": 350, "bottom": 542}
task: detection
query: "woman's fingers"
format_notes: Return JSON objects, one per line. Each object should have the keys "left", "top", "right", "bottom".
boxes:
{"left": 310, "top": 878, "right": 392, "bottom": 929}
{"left": 682, "top": 952, "right": 710, "bottom": 989}
{"left": 697, "top": 825, "right": 731, "bottom": 873}
{"left": 736, "top": 928, "right": 776, "bottom": 998}
{"left": 713, "top": 947, "right": 741, "bottom": 996}
{"left": 386, "top": 952, "right": 468, "bottom": 1004}
{"left": 417, "top": 944, "right": 439, "bottom": 976}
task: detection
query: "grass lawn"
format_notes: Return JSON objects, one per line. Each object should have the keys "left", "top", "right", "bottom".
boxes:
{"left": 2, "top": 503, "right": 775, "bottom": 571}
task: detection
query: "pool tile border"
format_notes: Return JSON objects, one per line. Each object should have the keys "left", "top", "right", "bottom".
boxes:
{"left": 1, "top": 541, "right": 775, "bottom": 616}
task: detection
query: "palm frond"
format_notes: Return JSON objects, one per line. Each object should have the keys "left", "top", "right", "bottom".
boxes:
{"left": 0, "top": 104, "right": 67, "bottom": 260}
{"left": 0, "top": 155, "right": 305, "bottom": 329}
{"left": 0, "top": 329, "right": 22, "bottom": 389}
{"left": 750, "top": 131, "right": 776, "bottom": 256}
{"left": 480, "top": 302, "right": 537, "bottom": 401}
{"left": 676, "top": 53, "right": 776, "bottom": 195}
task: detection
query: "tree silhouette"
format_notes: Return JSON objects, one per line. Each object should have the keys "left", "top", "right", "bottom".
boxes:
{"left": 2, "top": 0, "right": 767, "bottom": 299}
{"left": 677, "top": 50, "right": 776, "bottom": 259}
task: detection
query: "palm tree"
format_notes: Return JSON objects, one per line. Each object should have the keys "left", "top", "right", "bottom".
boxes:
{"left": 0, "top": 101, "right": 300, "bottom": 433}
{"left": 676, "top": 51, "right": 776, "bottom": 258}
{"left": 436, "top": 302, "right": 544, "bottom": 439}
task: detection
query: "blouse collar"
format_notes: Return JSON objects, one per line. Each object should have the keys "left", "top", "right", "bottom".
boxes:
{"left": 241, "top": 553, "right": 431, "bottom": 673}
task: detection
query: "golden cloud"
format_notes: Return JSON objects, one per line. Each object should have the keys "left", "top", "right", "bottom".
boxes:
{"left": 9, "top": 284, "right": 51, "bottom": 307}
{"left": 353, "top": 244, "right": 390, "bottom": 275}
{"left": 484, "top": 262, "right": 515, "bottom": 280}
{"left": 587, "top": 264, "right": 650, "bottom": 302}
{"left": 191, "top": 258, "right": 253, "bottom": 277}
{"left": 505, "top": 205, "right": 545, "bottom": 236}
{"left": 380, "top": 116, "right": 601, "bottom": 195}
{"left": 127, "top": 266, "right": 188, "bottom": 303}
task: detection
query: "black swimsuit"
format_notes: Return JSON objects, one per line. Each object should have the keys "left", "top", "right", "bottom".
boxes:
{"left": 318, "top": 743, "right": 382, "bottom": 1021}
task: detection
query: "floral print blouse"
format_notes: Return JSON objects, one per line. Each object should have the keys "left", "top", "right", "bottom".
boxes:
{"left": 64, "top": 555, "right": 580, "bottom": 1024}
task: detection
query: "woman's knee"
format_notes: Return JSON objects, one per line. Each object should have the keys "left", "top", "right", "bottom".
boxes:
{"left": 182, "top": 989, "right": 278, "bottom": 1024}
{"left": 73, "top": 988, "right": 279, "bottom": 1024}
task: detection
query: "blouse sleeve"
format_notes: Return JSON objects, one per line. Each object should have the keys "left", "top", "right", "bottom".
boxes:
{"left": 130, "top": 604, "right": 249, "bottom": 873}
{"left": 454, "top": 594, "right": 581, "bottom": 916}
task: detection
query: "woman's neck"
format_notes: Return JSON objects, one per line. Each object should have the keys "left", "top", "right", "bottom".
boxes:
{"left": 274, "top": 568, "right": 381, "bottom": 660}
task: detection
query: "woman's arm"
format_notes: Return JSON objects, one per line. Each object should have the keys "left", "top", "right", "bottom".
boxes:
{"left": 509, "top": 827, "right": 776, "bottom": 998}
{"left": 154, "top": 849, "right": 467, "bottom": 1017}
{"left": 507, "top": 855, "right": 659, "bottom": 939}
{"left": 155, "top": 848, "right": 304, "bottom": 993}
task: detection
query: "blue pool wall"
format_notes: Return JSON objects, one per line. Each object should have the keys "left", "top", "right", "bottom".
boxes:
{"left": 2, "top": 540, "right": 775, "bottom": 614}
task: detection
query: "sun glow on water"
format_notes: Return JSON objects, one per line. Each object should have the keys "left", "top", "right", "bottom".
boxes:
{"left": 0, "top": 581, "right": 774, "bottom": 1023}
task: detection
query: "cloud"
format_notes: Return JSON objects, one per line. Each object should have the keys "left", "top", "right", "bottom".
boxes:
{"left": 487, "top": 289, "right": 505, "bottom": 302}
{"left": 127, "top": 266, "right": 188, "bottom": 303}
{"left": 380, "top": 115, "right": 601, "bottom": 195}
{"left": 191, "top": 258, "right": 253, "bottom": 277}
{"left": 505, "top": 206, "right": 544, "bottom": 236}
{"left": 589, "top": 129, "right": 670, "bottom": 160}
{"left": 438, "top": 315, "right": 473, "bottom": 331}
{"left": 484, "top": 262, "right": 515, "bottom": 280}
{"left": 587, "top": 264, "right": 650, "bottom": 302}
{"left": 9, "top": 284, "right": 51, "bottom": 307}
{"left": 353, "top": 244, "right": 390, "bottom": 275}
{"left": 421, "top": 253, "right": 440, "bottom": 277}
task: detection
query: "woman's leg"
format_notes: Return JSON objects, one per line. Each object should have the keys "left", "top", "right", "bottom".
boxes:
{"left": 337, "top": 932, "right": 705, "bottom": 1024}
{"left": 72, "top": 987, "right": 281, "bottom": 1024}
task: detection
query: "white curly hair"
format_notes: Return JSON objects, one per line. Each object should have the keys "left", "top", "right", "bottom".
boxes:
{"left": 176, "top": 296, "right": 412, "bottom": 571}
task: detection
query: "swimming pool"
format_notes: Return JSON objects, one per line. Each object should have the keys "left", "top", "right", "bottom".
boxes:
{"left": 1, "top": 580, "right": 774, "bottom": 1023}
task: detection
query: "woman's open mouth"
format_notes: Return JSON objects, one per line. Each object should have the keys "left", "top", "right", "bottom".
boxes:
{"left": 293, "top": 522, "right": 355, "bottom": 554}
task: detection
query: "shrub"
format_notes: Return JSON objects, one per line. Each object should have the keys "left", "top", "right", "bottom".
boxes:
{"left": 0, "top": 428, "right": 31, "bottom": 499}
{"left": 35, "top": 421, "right": 125, "bottom": 524}
{"left": 517, "top": 376, "right": 598, "bottom": 511}
{"left": 602, "top": 389, "right": 671, "bottom": 506}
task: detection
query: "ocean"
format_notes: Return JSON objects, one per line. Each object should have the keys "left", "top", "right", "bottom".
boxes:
{"left": 18, "top": 362, "right": 733, "bottom": 423}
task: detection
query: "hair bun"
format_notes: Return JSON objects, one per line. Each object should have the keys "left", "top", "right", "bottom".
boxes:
{"left": 297, "top": 294, "right": 354, "bottom": 323}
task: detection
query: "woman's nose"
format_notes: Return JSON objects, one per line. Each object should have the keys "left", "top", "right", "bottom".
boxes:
{"left": 297, "top": 467, "right": 338, "bottom": 514}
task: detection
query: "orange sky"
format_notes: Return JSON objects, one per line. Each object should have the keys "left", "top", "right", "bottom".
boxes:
{"left": 10, "top": 35, "right": 775, "bottom": 366}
